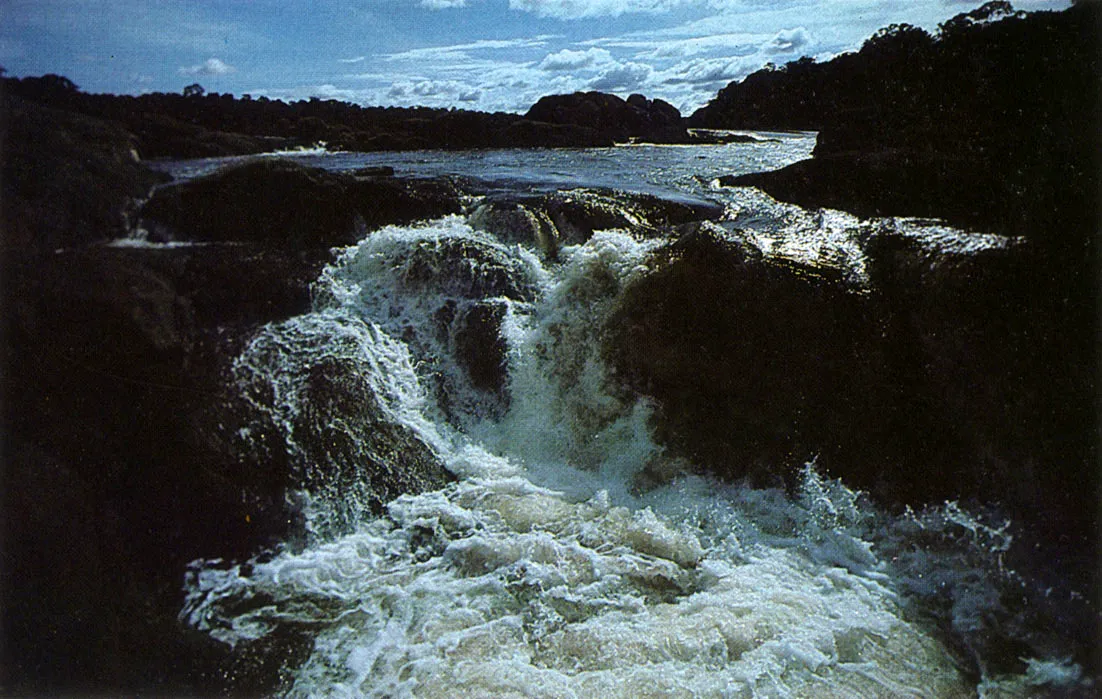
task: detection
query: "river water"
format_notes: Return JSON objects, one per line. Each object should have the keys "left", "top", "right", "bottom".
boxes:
{"left": 166, "top": 136, "right": 1094, "bottom": 697}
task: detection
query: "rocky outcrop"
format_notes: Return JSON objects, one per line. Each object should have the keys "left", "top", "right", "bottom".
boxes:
{"left": 470, "top": 188, "right": 725, "bottom": 257}
{"left": 1, "top": 95, "right": 168, "bottom": 254}
{"left": 525, "top": 92, "right": 690, "bottom": 144}
{"left": 2, "top": 147, "right": 466, "bottom": 692}
{"left": 1, "top": 240, "right": 458, "bottom": 694}
{"left": 604, "top": 222, "right": 1096, "bottom": 542}
{"left": 605, "top": 224, "right": 884, "bottom": 488}
{"left": 140, "top": 158, "right": 464, "bottom": 247}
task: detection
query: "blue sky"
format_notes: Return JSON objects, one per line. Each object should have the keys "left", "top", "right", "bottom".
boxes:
{"left": 0, "top": 0, "right": 1070, "bottom": 114}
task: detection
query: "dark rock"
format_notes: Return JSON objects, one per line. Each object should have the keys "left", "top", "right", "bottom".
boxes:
{"left": 720, "top": 150, "right": 1014, "bottom": 233}
{"left": 452, "top": 300, "right": 511, "bottom": 398}
{"left": 232, "top": 318, "right": 456, "bottom": 539}
{"left": 139, "top": 158, "right": 362, "bottom": 247}
{"left": 605, "top": 223, "right": 885, "bottom": 489}
{"left": 1, "top": 95, "right": 168, "bottom": 254}
{"left": 130, "top": 112, "right": 284, "bottom": 159}
{"left": 140, "top": 158, "right": 464, "bottom": 247}
{"left": 469, "top": 199, "right": 560, "bottom": 257}
{"left": 687, "top": 129, "right": 779, "bottom": 145}
{"left": 353, "top": 165, "right": 395, "bottom": 177}
{"left": 470, "top": 189, "right": 724, "bottom": 256}
{"left": 524, "top": 91, "right": 690, "bottom": 144}
{"left": 397, "top": 236, "right": 538, "bottom": 302}
{"left": 349, "top": 175, "right": 464, "bottom": 230}
{"left": 499, "top": 118, "right": 613, "bottom": 148}
{"left": 604, "top": 221, "right": 1096, "bottom": 542}
{"left": 0, "top": 241, "right": 455, "bottom": 694}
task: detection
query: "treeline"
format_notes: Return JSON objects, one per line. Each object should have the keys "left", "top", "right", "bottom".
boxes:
{"left": 0, "top": 74, "right": 616, "bottom": 158}
{"left": 697, "top": 1, "right": 1098, "bottom": 243}
{"left": 690, "top": 1, "right": 1097, "bottom": 155}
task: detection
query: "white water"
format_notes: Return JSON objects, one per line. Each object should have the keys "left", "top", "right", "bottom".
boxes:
{"left": 178, "top": 144, "right": 1089, "bottom": 697}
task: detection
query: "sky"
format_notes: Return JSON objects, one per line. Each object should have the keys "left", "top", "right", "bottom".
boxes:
{"left": 0, "top": 0, "right": 1071, "bottom": 115}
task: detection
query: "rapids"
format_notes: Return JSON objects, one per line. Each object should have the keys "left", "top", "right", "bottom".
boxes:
{"left": 177, "top": 141, "right": 1093, "bottom": 697}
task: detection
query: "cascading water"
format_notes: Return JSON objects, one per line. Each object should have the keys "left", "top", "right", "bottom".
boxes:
{"left": 179, "top": 142, "right": 1093, "bottom": 697}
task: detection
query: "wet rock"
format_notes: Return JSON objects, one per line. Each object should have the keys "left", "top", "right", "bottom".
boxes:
{"left": 0, "top": 240, "right": 455, "bottom": 694}
{"left": 349, "top": 174, "right": 464, "bottom": 231}
{"left": 604, "top": 221, "right": 1096, "bottom": 542}
{"left": 140, "top": 158, "right": 362, "bottom": 247}
{"left": 232, "top": 321, "right": 456, "bottom": 539}
{"left": 470, "top": 189, "right": 724, "bottom": 255}
{"left": 1, "top": 95, "right": 168, "bottom": 254}
{"left": 498, "top": 118, "right": 613, "bottom": 148}
{"left": 140, "top": 158, "right": 464, "bottom": 247}
{"left": 397, "top": 236, "right": 539, "bottom": 302}
{"left": 452, "top": 300, "right": 511, "bottom": 398}
{"left": 605, "top": 223, "right": 885, "bottom": 489}
{"left": 130, "top": 112, "right": 284, "bottom": 159}
{"left": 719, "top": 150, "right": 1008, "bottom": 230}
{"left": 353, "top": 165, "right": 395, "bottom": 177}
{"left": 469, "top": 199, "right": 560, "bottom": 257}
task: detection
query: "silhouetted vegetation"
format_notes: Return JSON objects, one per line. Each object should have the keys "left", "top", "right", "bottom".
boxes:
{"left": 1, "top": 75, "right": 675, "bottom": 158}
{"left": 701, "top": 2, "right": 1098, "bottom": 244}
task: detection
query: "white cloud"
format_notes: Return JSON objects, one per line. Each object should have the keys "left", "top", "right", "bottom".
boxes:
{"left": 383, "top": 35, "right": 557, "bottom": 62}
{"left": 339, "top": 56, "right": 366, "bottom": 64}
{"left": 662, "top": 55, "right": 753, "bottom": 84}
{"left": 589, "top": 61, "right": 652, "bottom": 90}
{"left": 420, "top": 0, "right": 469, "bottom": 8}
{"left": 764, "top": 26, "right": 812, "bottom": 54}
{"left": 539, "top": 47, "right": 612, "bottom": 70}
{"left": 509, "top": 0, "right": 693, "bottom": 20}
{"left": 388, "top": 78, "right": 482, "bottom": 104}
{"left": 178, "top": 57, "right": 236, "bottom": 76}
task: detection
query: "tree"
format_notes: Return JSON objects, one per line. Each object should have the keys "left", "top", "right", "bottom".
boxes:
{"left": 861, "top": 23, "right": 934, "bottom": 58}
{"left": 183, "top": 83, "right": 205, "bottom": 98}
{"left": 939, "top": 1, "right": 1022, "bottom": 37}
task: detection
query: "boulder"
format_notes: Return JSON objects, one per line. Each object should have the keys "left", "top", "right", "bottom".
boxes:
{"left": 451, "top": 300, "right": 511, "bottom": 399}
{"left": 397, "top": 235, "right": 539, "bottom": 302}
{"left": 350, "top": 174, "right": 465, "bottom": 231}
{"left": 140, "top": 158, "right": 464, "bottom": 247}
{"left": 719, "top": 150, "right": 1011, "bottom": 231}
{"left": 0, "top": 95, "right": 168, "bottom": 254}
{"left": 603, "top": 221, "right": 1096, "bottom": 542}
{"left": 604, "top": 223, "right": 886, "bottom": 489}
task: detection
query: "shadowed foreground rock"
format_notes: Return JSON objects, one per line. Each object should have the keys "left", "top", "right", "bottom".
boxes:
{"left": 1, "top": 139, "right": 466, "bottom": 692}
{"left": 605, "top": 223, "right": 1096, "bottom": 544}
{"left": 1, "top": 94, "right": 168, "bottom": 254}
{"left": 1, "top": 242, "right": 456, "bottom": 695}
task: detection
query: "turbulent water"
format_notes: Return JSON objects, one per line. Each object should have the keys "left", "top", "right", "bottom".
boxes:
{"left": 174, "top": 138, "right": 1092, "bottom": 697}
